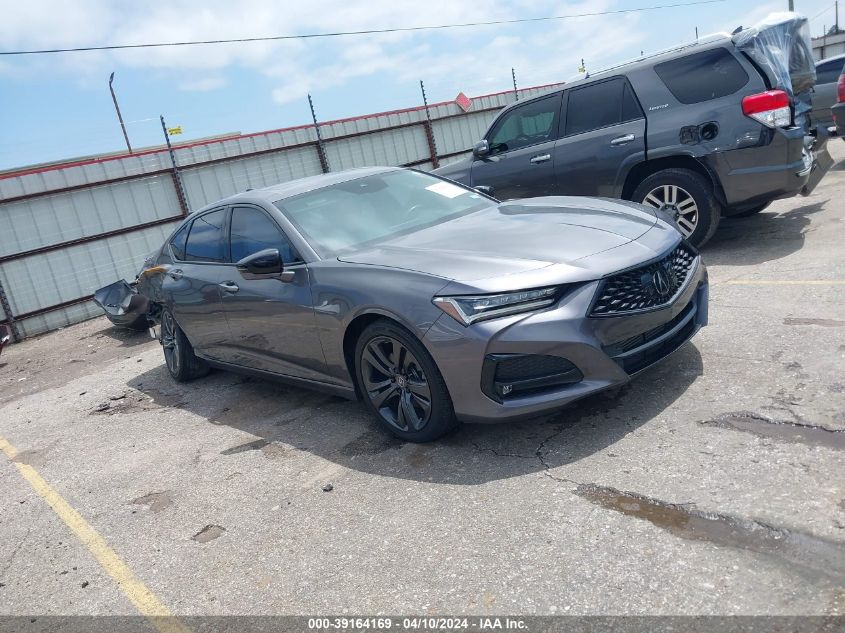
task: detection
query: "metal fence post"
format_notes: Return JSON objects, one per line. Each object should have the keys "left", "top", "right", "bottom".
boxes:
{"left": 0, "top": 277, "right": 20, "bottom": 342}
{"left": 308, "top": 94, "right": 331, "bottom": 173}
{"left": 512, "top": 68, "right": 519, "bottom": 101}
{"left": 419, "top": 80, "right": 440, "bottom": 169}
{"left": 160, "top": 115, "right": 191, "bottom": 216}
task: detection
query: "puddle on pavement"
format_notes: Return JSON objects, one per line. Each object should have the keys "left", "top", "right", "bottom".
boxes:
{"left": 701, "top": 412, "right": 845, "bottom": 450}
{"left": 131, "top": 491, "right": 173, "bottom": 513}
{"left": 576, "top": 484, "right": 845, "bottom": 584}
{"left": 784, "top": 317, "right": 845, "bottom": 327}
{"left": 192, "top": 524, "right": 225, "bottom": 543}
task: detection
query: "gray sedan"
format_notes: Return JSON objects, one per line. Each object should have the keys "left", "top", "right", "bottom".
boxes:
{"left": 139, "top": 167, "right": 709, "bottom": 442}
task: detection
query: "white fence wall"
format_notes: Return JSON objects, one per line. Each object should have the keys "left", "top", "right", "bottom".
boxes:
{"left": 0, "top": 83, "right": 564, "bottom": 339}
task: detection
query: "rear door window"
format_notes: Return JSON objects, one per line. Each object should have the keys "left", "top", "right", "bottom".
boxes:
{"left": 487, "top": 94, "right": 560, "bottom": 154}
{"left": 184, "top": 208, "right": 226, "bottom": 263}
{"left": 229, "top": 206, "right": 300, "bottom": 264}
{"left": 564, "top": 78, "right": 642, "bottom": 136}
{"left": 654, "top": 47, "right": 749, "bottom": 104}
{"left": 169, "top": 224, "right": 189, "bottom": 261}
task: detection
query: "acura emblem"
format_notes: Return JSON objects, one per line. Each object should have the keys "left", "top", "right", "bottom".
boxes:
{"left": 652, "top": 268, "right": 672, "bottom": 296}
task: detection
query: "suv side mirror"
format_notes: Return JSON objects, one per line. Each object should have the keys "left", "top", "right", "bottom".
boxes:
{"left": 472, "top": 139, "right": 490, "bottom": 158}
{"left": 237, "top": 248, "right": 282, "bottom": 279}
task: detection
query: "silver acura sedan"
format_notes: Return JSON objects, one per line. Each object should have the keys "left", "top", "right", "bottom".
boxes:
{"left": 138, "top": 167, "right": 708, "bottom": 442}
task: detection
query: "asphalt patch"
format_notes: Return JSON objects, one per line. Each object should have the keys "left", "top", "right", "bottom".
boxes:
{"left": 576, "top": 483, "right": 845, "bottom": 585}
{"left": 700, "top": 412, "right": 845, "bottom": 450}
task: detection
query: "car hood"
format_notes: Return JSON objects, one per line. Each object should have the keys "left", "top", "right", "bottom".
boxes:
{"left": 338, "top": 197, "right": 660, "bottom": 282}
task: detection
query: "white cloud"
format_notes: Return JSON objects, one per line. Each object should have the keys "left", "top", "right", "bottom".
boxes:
{"left": 0, "top": 0, "right": 803, "bottom": 111}
{"left": 179, "top": 77, "right": 227, "bottom": 91}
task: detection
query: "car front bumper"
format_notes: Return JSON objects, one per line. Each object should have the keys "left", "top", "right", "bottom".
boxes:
{"left": 424, "top": 259, "right": 708, "bottom": 424}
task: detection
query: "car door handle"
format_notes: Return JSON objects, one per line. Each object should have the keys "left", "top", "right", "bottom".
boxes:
{"left": 610, "top": 134, "right": 635, "bottom": 146}
{"left": 168, "top": 269, "right": 183, "bottom": 280}
{"left": 530, "top": 153, "right": 551, "bottom": 164}
{"left": 219, "top": 281, "right": 239, "bottom": 293}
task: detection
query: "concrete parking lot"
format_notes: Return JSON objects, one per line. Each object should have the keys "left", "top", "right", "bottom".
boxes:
{"left": 1, "top": 143, "right": 844, "bottom": 619}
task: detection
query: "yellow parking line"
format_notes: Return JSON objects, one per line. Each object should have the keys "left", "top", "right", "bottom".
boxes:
{"left": 716, "top": 280, "right": 845, "bottom": 286}
{"left": 0, "top": 435, "right": 191, "bottom": 633}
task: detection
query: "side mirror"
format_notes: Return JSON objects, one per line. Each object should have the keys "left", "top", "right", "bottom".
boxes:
{"left": 237, "top": 248, "right": 282, "bottom": 279}
{"left": 472, "top": 139, "right": 490, "bottom": 158}
{"left": 474, "top": 185, "right": 495, "bottom": 197}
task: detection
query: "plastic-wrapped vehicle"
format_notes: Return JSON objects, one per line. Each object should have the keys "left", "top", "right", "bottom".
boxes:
{"left": 435, "top": 12, "right": 833, "bottom": 246}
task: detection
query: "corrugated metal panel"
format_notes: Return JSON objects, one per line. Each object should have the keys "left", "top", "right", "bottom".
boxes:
{"left": 433, "top": 112, "right": 498, "bottom": 155}
{"left": 320, "top": 109, "right": 427, "bottom": 138}
{"left": 0, "top": 175, "right": 180, "bottom": 258}
{"left": 0, "top": 223, "right": 175, "bottom": 317}
{"left": 325, "top": 126, "right": 429, "bottom": 170}
{"left": 16, "top": 301, "right": 103, "bottom": 339}
{"left": 181, "top": 145, "right": 324, "bottom": 209}
{"left": 0, "top": 151, "right": 172, "bottom": 200}
{"left": 174, "top": 127, "right": 317, "bottom": 166}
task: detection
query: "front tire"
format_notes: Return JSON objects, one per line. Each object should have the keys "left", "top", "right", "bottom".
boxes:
{"left": 160, "top": 308, "right": 209, "bottom": 382}
{"left": 633, "top": 168, "right": 721, "bottom": 247}
{"left": 354, "top": 320, "right": 458, "bottom": 442}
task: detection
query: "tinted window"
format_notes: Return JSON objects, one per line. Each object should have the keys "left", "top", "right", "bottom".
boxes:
{"left": 170, "top": 224, "right": 188, "bottom": 260}
{"left": 275, "top": 170, "right": 491, "bottom": 256}
{"left": 565, "top": 78, "right": 640, "bottom": 136}
{"left": 488, "top": 95, "right": 558, "bottom": 154}
{"left": 229, "top": 206, "right": 299, "bottom": 264}
{"left": 185, "top": 209, "right": 226, "bottom": 262}
{"left": 654, "top": 48, "right": 749, "bottom": 104}
{"left": 816, "top": 60, "right": 845, "bottom": 84}
{"left": 622, "top": 82, "right": 643, "bottom": 122}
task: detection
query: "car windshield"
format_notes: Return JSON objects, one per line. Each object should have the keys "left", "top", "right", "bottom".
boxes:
{"left": 274, "top": 170, "right": 493, "bottom": 257}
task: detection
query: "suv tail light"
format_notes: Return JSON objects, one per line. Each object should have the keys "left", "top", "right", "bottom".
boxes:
{"left": 742, "top": 90, "right": 791, "bottom": 128}
{"left": 838, "top": 74, "right": 845, "bottom": 103}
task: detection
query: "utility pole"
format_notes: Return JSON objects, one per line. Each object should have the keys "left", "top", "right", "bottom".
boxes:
{"left": 511, "top": 68, "right": 518, "bottom": 101}
{"left": 837, "top": 0, "right": 840, "bottom": 33}
{"left": 108, "top": 72, "right": 132, "bottom": 154}
{"left": 695, "top": 26, "right": 699, "bottom": 40}
{"left": 788, "top": 0, "right": 794, "bottom": 11}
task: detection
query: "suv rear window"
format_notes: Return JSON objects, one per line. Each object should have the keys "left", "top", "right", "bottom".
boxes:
{"left": 654, "top": 47, "right": 749, "bottom": 104}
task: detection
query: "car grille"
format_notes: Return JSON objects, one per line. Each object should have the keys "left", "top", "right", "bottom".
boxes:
{"left": 494, "top": 355, "right": 575, "bottom": 382}
{"left": 590, "top": 243, "right": 697, "bottom": 316}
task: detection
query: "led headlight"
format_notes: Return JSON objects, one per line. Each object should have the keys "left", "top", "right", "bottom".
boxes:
{"left": 433, "top": 287, "right": 559, "bottom": 326}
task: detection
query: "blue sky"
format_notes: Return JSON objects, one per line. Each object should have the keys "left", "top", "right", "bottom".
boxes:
{"left": 0, "top": 0, "right": 837, "bottom": 170}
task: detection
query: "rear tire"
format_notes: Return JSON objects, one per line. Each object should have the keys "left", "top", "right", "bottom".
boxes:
{"left": 354, "top": 319, "right": 458, "bottom": 442}
{"left": 633, "top": 168, "right": 721, "bottom": 248}
{"left": 160, "top": 308, "right": 209, "bottom": 382}
{"left": 727, "top": 201, "right": 771, "bottom": 217}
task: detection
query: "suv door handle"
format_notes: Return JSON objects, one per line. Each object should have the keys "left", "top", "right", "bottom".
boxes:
{"left": 219, "top": 281, "right": 239, "bottom": 294}
{"left": 530, "top": 153, "right": 551, "bottom": 164}
{"left": 168, "top": 269, "right": 183, "bottom": 280}
{"left": 610, "top": 134, "right": 635, "bottom": 146}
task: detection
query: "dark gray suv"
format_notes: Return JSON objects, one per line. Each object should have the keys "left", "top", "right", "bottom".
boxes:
{"left": 435, "top": 16, "right": 832, "bottom": 247}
